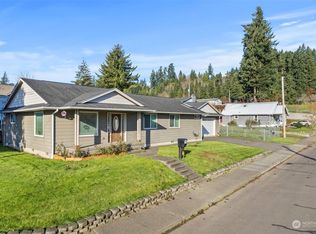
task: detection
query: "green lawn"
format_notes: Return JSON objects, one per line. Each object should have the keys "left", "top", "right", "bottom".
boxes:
{"left": 269, "top": 136, "right": 302, "bottom": 144}
{"left": 286, "top": 127, "right": 313, "bottom": 134}
{"left": 158, "top": 141, "right": 264, "bottom": 176}
{"left": 287, "top": 103, "right": 314, "bottom": 113}
{"left": 0, "top": 147, "right": 184, "bottom": 232}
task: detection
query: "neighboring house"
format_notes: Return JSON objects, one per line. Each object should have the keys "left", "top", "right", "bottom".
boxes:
{"left": 197, "top": 98, "right": 222, "bottom": 105}
{"left": 0, "top": 84, "right": 14, "bottom": 132}
{"left": 182, "top": 95, "right": 221, "bottom": 137}
{"left": 2, "top": 78, "right": 208, "bottom": 158}
{"left": 221, "top": 102, "right": 288, "bottom": 127}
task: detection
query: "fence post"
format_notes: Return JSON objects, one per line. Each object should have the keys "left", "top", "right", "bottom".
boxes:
{"left": 263, "top": 128, "right": 266, "bottom": 141}
{"left": 226, "top": 125, "right": 229, "bottom": 137}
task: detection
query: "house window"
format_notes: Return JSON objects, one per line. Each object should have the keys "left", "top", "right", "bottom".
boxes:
{"left": 10, "top": 113, "right": 16, "bottom": 124}
{"left": 34, "top": 112, "right": 44, "bottom": 136}
{"left": 233, "top": 115, "right": 238, "bottom": 120}
{"left": 143, "top": 114, "right": 157, "bottom": 129}
{"left": 170, "top": 114, "right": 180, "bottom": 128}
{"left": 79, "top": 112, "right": 98, "bottom": 136}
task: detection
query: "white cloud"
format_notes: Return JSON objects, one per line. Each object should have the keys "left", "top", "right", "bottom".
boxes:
{"left": 279, "top": 20, "right": 300, "bottom": 27}
{"left": 132, "top": 47, "right": 242, "bottom": 78}
{"left": 0, "top": 41, "right": 6, "bottom": 46}
{"left": 82, "top": 49, "right": 95, "bottom": 56}
{"left": 275, "top": 20, "right": 316, "bottom": 50}
{"left": 267, "top": 8, "right": 316, "bottom": 21}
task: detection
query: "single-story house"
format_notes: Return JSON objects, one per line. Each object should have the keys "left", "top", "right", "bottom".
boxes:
{"left": 2, "top": 78, "right": 218, "bottom": 159}
{"left": 221, "top": 102, "right": 288, "bottom": 127}
{"left": 182, "top": 95, "right": 221, "bottom": 137}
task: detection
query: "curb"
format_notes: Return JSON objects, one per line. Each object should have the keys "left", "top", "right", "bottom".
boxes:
{"left": 161, "top": 144, "right": 311, "bottom": 234}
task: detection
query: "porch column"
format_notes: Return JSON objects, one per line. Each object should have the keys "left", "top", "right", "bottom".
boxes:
{"left": 137, "top": 112, "right": 142, "bottom": 142}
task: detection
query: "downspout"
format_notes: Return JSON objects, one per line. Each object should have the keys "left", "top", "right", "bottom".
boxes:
{"left": 51, "top": 109, "right": 59, "bottom": 159}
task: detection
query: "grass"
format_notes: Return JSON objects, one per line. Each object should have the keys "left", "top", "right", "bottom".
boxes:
{"left": 158, "top": 141, "right": 264, "bottom": 176}
{"left": 269, "top": 136, "right": 302, "bottom": 144}
{"left": 286, "top": 127, "right": 314, "bottom": 134}
{"left": 287, "top": 103, "right": 313, "bottom": 113}
{"left": 0, "top": 147, "right": 184, "bottom": 232}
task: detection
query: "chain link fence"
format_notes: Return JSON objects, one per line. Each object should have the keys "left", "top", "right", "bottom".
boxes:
{"left": 219, "top": 126, "right": 281, "bottom": 141}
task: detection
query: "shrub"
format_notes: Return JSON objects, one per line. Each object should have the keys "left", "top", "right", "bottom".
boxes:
{"left": 245, "top": 119, "right": 258, "bottom": 128}
{"left": 74, "top": 145, "right": 83, "bottom": 157}
{"left": 228, "top": 120, "right": 237, "bottom": 126}
{"left": 56, "top": 143, "right": 69, "bottom": 158}
{"left": 97, "top": 142, "right": 132, "bottom": 155}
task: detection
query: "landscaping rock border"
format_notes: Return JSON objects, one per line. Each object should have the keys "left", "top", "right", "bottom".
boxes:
{"left": 5, "top": 151, "right": 270, "bottom": 234}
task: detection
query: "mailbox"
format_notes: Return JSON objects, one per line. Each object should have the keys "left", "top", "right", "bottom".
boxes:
{"left": 178, "top": 138, "right": 187, "bottom": 159}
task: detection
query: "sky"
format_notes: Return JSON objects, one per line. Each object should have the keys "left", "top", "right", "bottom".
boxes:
{"left": 1, "top": 0, "right": 316, "bottom": 84}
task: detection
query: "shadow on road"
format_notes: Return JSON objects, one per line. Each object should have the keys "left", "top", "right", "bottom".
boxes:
{"left": 272, "top": 224, "right": 316, "bottom": 233}
{"left": 283, "top": 146, "right": 316, "bottom": 162}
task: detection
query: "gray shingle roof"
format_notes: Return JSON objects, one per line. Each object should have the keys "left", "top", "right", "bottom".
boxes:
{"left": 14, "top": 78, "right": 203, "bottom": 114}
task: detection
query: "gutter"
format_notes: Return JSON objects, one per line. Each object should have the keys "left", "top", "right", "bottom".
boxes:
{"left": 51, "top": 109, "right": 59, "bottom": 158}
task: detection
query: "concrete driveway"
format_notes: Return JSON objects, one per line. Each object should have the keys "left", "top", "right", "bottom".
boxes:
{"left": 171, "top": 144, "right": 316, "bottom": 234}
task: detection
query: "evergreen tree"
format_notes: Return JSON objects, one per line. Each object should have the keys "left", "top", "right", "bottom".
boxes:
{"left": 96, "top": 44, "right": 139, "bottom": 90}
{"left": 0, "top": 72, "right": 9, "bottom": 84}
{"left": 73, "top": 60, "right": 94, "bottom": 86}
{"left": 239, "top": 6, "right": 278, "bottom": 101}
{"left": 149, "top": 70, "right": 157, "bottom": 87}
{"left": 167, "top": 63, "right": 177, "bottom": 81}
{"left": 207, "top": 63, "right": 214, "bottom": 79}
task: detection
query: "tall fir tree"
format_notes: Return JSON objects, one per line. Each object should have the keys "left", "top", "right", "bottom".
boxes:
{"left": 96, "top": 44, "right": 139, "bottom": 90}
{"left": 167, "top": 63, "right": 177, "bottom": 81}
{"left": 0, "top": 72, "right": 9, "bottom": 85}
{"left": 239, "top": 6, "right": 278, "bottom": 101}
{"left": 73, "top": 60, "right": 94, "bottom": 86}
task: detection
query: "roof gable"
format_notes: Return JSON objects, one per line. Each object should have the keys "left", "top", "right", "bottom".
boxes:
{"left": 6, "top": 80, "right": 47, "bottom": 108}
{"left": 82, "top": 89, "right": 143, "bottom": 106}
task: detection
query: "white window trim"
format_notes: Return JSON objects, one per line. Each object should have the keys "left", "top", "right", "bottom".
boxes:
{"left": 143, "top": 113, "right": 158, "bottom": 130}
{"left": 34, "top": 111, "right": 44, "bottom": 137}
{"left": 79, "top": 111, "right": 99, "bottom": 137}
{"left": 169, "top": 114, "right": 180, "bottom": 128}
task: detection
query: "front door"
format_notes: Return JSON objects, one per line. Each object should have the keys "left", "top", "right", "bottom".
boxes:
{"left": 111, "top": 114, "right": 122, "bottom": 142}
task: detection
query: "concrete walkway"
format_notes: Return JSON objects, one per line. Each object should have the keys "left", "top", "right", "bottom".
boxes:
{"left": 91, "top": 141, "right": 312, "bottom": 234}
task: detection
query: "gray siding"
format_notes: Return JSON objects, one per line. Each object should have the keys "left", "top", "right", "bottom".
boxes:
{"left": 141, "top": 114, "right": 201, "bottom": 146}
{"left": 55, "top": 110, "right": 75, "bottom": 148}
{"left": 3, "top": 111, "right": 52, "bottom": 158}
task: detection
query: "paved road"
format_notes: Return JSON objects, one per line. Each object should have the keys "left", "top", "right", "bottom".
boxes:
{"left": 171, "top": 145, "right": 316, "bottom": 234}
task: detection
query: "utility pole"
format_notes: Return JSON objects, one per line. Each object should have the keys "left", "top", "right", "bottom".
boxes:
{"left": 281, "top": 76, "right": 286, "bottom": 138}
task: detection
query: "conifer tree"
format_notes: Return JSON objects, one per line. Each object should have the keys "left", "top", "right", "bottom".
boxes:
{"left": 73, "top": 60, "right": 94, "bottom": 86}
{"left": 0, "top": 72, "right": 9, "bottom": 85}
{"left": 239, "top": 6, "right": 278, "bottom": 101}
{"left": 96, "top": 44, "right": 139, "bottom": 90}
{"left": 167, "top": 63, "right": 177, "bottom": 81}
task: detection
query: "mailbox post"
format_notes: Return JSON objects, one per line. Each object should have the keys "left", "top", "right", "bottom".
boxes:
{"left": 177, "top": 138, "right": 187, "bottom": 159}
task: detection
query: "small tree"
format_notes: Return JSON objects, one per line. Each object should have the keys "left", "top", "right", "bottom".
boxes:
{"left": 73, "top": 60, "right": 94, "bottom": 86}
{"left": 0, "top": 72, "right": 9, "bottom": 84}
{"left": 96, "top": 44, "right": 139, "bottom": 90}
